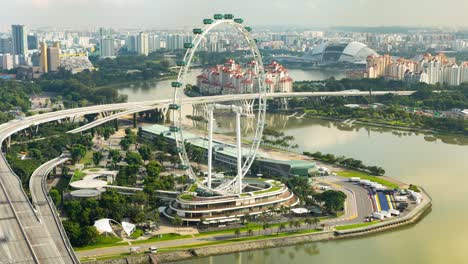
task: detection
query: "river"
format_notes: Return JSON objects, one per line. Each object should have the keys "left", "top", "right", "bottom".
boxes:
{"left": 118, "top": 70, "right": 468, "bottom": 264}
{"left": 118, "top": 68, "right": 346, "bottom": 102}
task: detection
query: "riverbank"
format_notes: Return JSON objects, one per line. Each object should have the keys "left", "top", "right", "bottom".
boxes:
{"left": 300, "top": 114, "right": 467, "bottom": 137}
{"left": 83, "top": 187, "right": 431, "bottom": 264}
{"left": 97, "top": 74, "right": 177, "bottom": 90}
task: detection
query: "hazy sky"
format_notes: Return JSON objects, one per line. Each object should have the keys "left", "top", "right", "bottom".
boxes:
{"left": 1, "top": 0, "right": 468, "bottom": 30}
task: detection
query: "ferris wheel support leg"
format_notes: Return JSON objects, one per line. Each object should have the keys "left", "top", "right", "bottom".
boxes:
{"left": 236, "top": 111, "right": 242, "bottom": 194}
{"left": 207, "top": 109, "right": 213, "bottom": 189}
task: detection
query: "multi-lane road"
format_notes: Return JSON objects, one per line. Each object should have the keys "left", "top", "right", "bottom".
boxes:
{"left": 0, "top": 90, "right": 414, "bottom": 263}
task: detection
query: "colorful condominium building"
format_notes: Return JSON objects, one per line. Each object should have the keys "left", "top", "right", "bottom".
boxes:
{"left": 196, "top": 59, "right": 293, "bottom": 95}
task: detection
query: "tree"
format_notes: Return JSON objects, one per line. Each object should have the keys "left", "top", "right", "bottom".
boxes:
{"left": 92, "top": 151, "right": 103, "bottom": 166}
{"left": 138, "top": 145, "right": 152, "bottom": 161}
{"left": 247, "top": 229, "right": 254, "bottom": 237}
{"left": 70, "top": 144, "right": 86, "bottom": 163}
{"left": 172, "top": 215, "right": 183, "bottom": 230}
{"left": 108, "top": 149, "right": 121, "bottom": 164}
{"left": 125, "top": 152, "right": 142, "bottom": 166}
{"left": 315, "top": 190, "right": 347, "bottom": 212}
{"left": 278, "top": 223, "right": 286, "bottom": 234}
{"left": 294, "top": 220, "right": 301, "bottom": 230}
{"left": 79, "top": 226, "right": 99, "bottom": 246}
{"left": 262, "top": 222, "right": 270, "bottom": 235}
{"left": 49, "top": 188, "right": 61, "bottom": 206}
{"left": 63, "top": 220, "right": 81, "bottom": 247}
{"left": 146, "top": 161, "right": 161, "bottom": 178}
{"left": 234, "top": 228, "right": 241, "bottom": 238}
{"left": 313, "top": 217, "right": 320, "bottom": 228}
{"left": 120, "top": 138, "right": 130, "bottom": 151}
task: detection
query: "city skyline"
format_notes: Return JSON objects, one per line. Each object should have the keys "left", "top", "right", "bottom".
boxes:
{"left": 2, "top": 0, "right": 468, "bottom": 30}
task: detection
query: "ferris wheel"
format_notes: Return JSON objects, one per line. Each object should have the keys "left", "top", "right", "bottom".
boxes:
{"left": 170, "top": 14, "right": 267, "bottom": 194}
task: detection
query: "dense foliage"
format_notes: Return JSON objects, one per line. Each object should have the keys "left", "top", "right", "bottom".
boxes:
{"left": 0, "top": 80, "right": 40, "bottom": 123}
{"left": 288, "top": 79, "right": 468, "bottom": 134}
{"left": 62, "top": 189, "right": 160, "bottom": 247}
{"left": 303, "top": 151, "right": 386, "bottom": 176}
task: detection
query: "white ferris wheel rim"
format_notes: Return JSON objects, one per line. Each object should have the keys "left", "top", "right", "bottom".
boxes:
{"left": 171, "top": 17, "right": 267, "bottom": 192}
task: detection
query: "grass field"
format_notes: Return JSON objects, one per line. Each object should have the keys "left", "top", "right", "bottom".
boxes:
{"left": 131, "top": 233, "right": 191, "bottom": 245}
{"left": 79, "top": 151, "right": 93, "bottom": 165}
{"left": 75, "top": 235, "right": 124, "bottom": 251}
{"left": 336, "top": 170, "right": 399, "bottom": 189}
{"left": 335, "top": 221, "right": 379, "bottom": 230}
{"left": 70, "top": 170, "right": 86, "bottom": 182}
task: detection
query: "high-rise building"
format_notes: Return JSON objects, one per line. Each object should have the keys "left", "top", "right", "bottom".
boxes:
{"left": 167, "top": 34, "right": 184, "bottom": 50}
{"left": 126, "top": 35, "right": 137, "bottom": 52}
{"left": 0, "top": 37, "right": 12, "bottom": 54}
{"left": 148, "top": 35, "right": 160, "bottom": 52}
{"left": 40, "top": 42, "right": 48, "bottom": 73}
{"left": 99, "top": 27, "right": 115, "bottom": 59}
{"left": 27, "top": 34, "right": 39, "bottom": 50}
{"left": 47, "top": 42, "right": 61, "bottom": 72}
{"left": 137, "top": 32, "right": 149, "bottom": 56}
{"left": 11, "top": 24, "right": 28, "bottom": 55}
{"left": 0, "top": 54, "right": 14, "bottom": 70}
{"left": 100, "top": 38, "right": 115, "bottom": 58}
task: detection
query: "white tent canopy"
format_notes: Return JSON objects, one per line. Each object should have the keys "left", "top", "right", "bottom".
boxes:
{"left": 121, "top": 221, "right": 136, "bottom": 236}
{"left": 94, "top": 218, "right": 115, "bottom": 235}
{"left": 94, "top": 218, "right": 136, "bottom": 237}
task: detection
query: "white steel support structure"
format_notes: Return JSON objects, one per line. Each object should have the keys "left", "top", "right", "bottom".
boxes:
{"left": 207, "top": 107, "right": 214, "bottom": 189}
{"left": 235, "top": 108, "right": 243, "bottom": 194}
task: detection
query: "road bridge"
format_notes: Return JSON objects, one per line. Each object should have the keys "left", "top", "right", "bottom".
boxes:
{"left": 69, "top": 90, "right": 415, "bottom": 134}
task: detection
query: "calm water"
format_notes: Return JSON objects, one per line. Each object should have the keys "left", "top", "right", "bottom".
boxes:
{"left": 176, "top": 117, "right": 468, "bottom": 264}
{"left": 118, "top": 68, "right": 346, "bottom": 102}
{"left": 119, "top": 70, "right": 468, "bottom": 264}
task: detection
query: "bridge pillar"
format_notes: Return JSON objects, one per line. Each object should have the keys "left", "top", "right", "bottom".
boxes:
{"left": 114, "top": 119, "right": 119, "bottom": 131}
{"left": 133, "top": 113, "right": 137, "bottom": 128}
{"left": 280, "top": 98, "right": 289, "bottom": 110}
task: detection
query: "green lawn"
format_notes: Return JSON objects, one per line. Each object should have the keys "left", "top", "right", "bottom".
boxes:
{"left": 335, "top": 221, "right": 379, "bottom": 230}
{"left": 253, "top": 186, "right": 282, "bottom": 195}
{"left": 130, "top": 228, "right": 144, "bottom": 239}
{"left": 179, "top": 194, "right": 194, "bottom": 201}
{"left": 75, "top": 235, "right": 124, "bottom": 251}
{"left": 70, "top": 170, "right": 86, "bottom": 182}
{"left": 131, "top": 233, "right": 191, "bottom": 245}
{"left": 160, "top": 229, "right": 321, "bottom": 253}
{"left": 79, "top": 151, "right": 93, "bottom": 165}
{"left": 188, "top": 184, "right": 198, "bottom": 192}
{"left": 336, "top": 170, "right": 399, "bottom": 189}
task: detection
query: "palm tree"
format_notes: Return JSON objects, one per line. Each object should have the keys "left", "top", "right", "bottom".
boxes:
{"left": 313, "top": 217, "right": 320, "bottom": 228}
{"left": 278, "top": 223, "right": 286, "bottom": 234}
{"left": 247, "top": 229, "right": 254, "bottom": 237}
{"left": 305, "top": 218, "right": 313, "bottom": 229}
{"left": 288, "top": 221, "right": 295, "bottom": 231}
{"left": 234, "top": 228, "right": 241, "bottom": 238}
{"left": 262, "top": 222, "right": 270, "bottom": 235}
{"left": 294, "top": 221, "right": 301, "bottom": 230}
{"left": 242, "top": 213, "right": 250, "bottom": 224}
{"left": 199, "top": 216, "right": 206, "bottom": 228}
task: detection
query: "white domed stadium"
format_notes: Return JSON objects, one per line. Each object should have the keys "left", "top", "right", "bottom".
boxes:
{"left": 304, "top": 41, "right": 378, "bottom": 65}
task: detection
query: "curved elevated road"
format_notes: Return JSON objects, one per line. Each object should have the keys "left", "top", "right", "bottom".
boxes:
{"left": 29, "top": 156, "right": 79, "bottom": 264}
{"left": 0, "top": 90, "right": 414, "bottom": 262}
